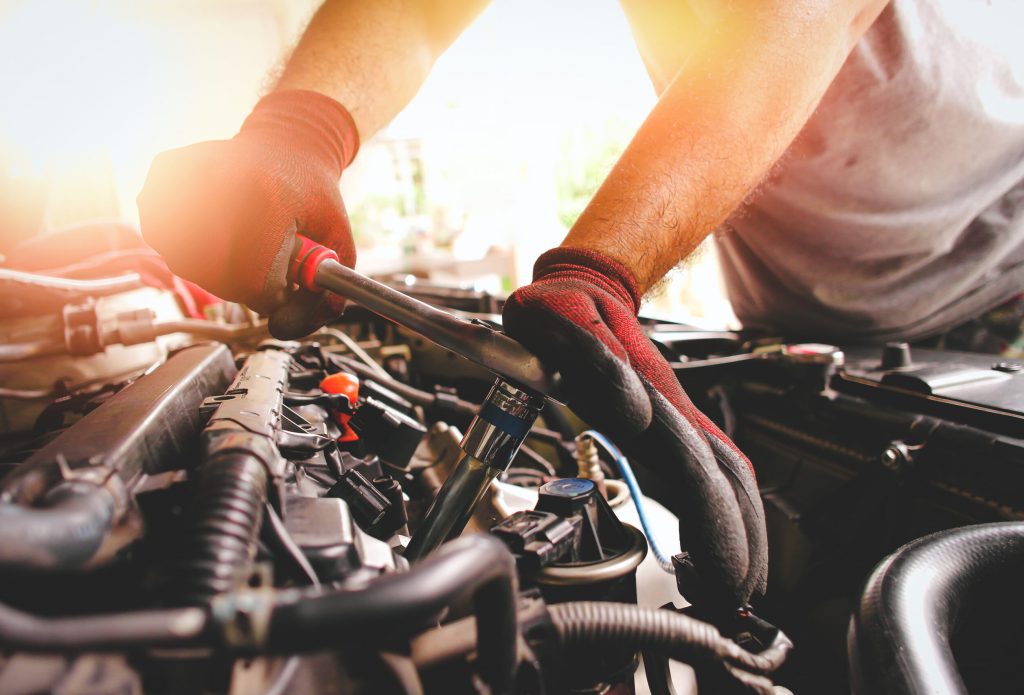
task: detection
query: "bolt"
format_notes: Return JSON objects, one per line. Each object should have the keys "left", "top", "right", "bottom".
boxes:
{"left": 881, "top": 446, "right": 903, "bottom": 470}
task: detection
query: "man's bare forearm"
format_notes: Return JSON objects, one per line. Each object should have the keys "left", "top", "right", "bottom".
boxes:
{"left": 277, "top": 0, "right": 491, "bottom": 141}
{"left": 564, "top": 0, "right": 889, "bottom": 295}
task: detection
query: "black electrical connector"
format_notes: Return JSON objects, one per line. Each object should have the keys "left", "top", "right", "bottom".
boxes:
{"left": 348, "top": 397, "right": 427, "bottom": 468}
{"left": 534, "top": 478, "right": 634, "bottom": 562}
{"left": 371, "top": 475, "right": 408, "bottom": 538}
{"left": 492, "top": 510, "right": 580, "bottom": 574}
{"left": 327, "top": 469, "right": 390, "bottom": 530}
{"left": 492, "top": 478, "right": 642, "bottom": 589}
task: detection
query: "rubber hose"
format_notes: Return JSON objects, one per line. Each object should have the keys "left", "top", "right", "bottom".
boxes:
{"left": 264, "top": 534, "right": 517, "bottom": 694}
{"left": 548, "top": 602, "right": 790, "bottom": 675}
{"left": 0, "top": 482, "right": 117, "bottom": 572}
{"left": 848, "top": 521, "right": 1024, "bottom": 695}
{"left": 172, "top": 453, "right": 268, "bottom": 604}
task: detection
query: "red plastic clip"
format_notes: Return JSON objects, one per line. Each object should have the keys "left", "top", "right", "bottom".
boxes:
{"left": 320, "top": 372, "right": 360, "bottom": 442}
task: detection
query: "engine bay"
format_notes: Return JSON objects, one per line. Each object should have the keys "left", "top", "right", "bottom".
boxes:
{"left": 1, "top": 261, "right": 1022, "bottom": 695}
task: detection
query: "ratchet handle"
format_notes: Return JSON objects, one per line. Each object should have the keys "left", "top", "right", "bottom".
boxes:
{"left": 289, "top": 234, "right": 338, "bottom": 292}
{"left": 286, "top": 234, "right": 557, "bottom": 396}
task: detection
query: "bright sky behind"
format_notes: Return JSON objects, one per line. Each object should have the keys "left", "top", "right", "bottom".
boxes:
{"left": 0, "top": 0, "right": 732, "bottom": 325}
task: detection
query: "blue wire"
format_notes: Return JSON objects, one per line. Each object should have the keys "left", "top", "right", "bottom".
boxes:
{"left": 581, "top": 430, "right": 675, "bottom": 574}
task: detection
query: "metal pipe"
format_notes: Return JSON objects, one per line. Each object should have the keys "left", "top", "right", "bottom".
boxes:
{"left": 0, "top": 603, "right": 208, "bottom": 651}
{"left": 0, "top": 386, "right": 55, "bottom": 399}
{"left": 0, "top": 268, "right": 142, "bottom": 296}
{"left": 332, "top": 355, "right": 479, "bottom": 417}
{"left": 0, "top": 321, "right": 264, "bottom": 363}
{"left": 0, "top": 340, "right": 65, "bottom": 362}
{"left": 315, "top": 327, "right": 391, "bottom": 380}
{"left": 313, "top": 258, "right": 555, "bottom": 395}
{"left": 149, "top": 319, "right": 268, "bottom": 342}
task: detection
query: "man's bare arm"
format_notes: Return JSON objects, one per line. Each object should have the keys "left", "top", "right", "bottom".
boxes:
{"left": 563, "top": 0, "right": 889, "bottom": 295}
{"left": 277, "top": 0, "right": 491, "bottom": 140}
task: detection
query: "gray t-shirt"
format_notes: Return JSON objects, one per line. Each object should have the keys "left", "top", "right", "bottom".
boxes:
{"left": 716, "top": 0, "right": 1024, "bottom": 342}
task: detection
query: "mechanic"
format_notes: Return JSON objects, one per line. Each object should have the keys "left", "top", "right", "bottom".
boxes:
{"left": 137, "top": 1, "right": 1024, "bottom": 606}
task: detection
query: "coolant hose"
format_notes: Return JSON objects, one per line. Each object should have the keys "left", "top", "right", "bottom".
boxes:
{"left": 262, "top": 534, "right": 517, "bottom": 693}
{"left": 848, "top": 522, "right": 1024, "bottom": 695}
{"left": 0, "top": 482, "right": 118, "bottom": 572}
{"left": 172, "top": 453, "right": 268, "bottom": 604}
{"left": 548, "top": 602, "right": 791, "bottom": 675}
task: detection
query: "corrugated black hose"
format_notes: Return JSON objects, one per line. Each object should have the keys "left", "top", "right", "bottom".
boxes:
{"left": 171, "top": 453, "right": 268, "bottom": 605}
{"left": 548, "top": 601, "right": 791, "bottom": 693}
{"left": 170, "top": 347, "right": 288, "bottom": 606}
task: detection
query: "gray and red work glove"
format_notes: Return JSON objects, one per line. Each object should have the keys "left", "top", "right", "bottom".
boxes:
{"left": 503, "top": 248, "right": 768, "bottom": 605}
{"left": 137, "top": 89, "right": 359, "bottom": 339}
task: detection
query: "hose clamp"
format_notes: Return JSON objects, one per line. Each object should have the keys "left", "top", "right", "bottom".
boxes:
{"left": 211, "top": 585, "right": 276, "bottom": 652}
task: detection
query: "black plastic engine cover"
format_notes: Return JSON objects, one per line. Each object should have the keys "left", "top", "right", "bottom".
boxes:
{"left": 0, "top": 343, "right": 236, "bottom": 504}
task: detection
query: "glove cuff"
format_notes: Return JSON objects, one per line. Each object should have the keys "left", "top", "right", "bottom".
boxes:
{"left": 533, "top": 247, "right": 642, "bottom": 314}
{"left": 239, "top": 89, "right": 360, "bottom": 173}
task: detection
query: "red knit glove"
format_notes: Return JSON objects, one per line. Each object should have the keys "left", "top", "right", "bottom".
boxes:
{"left": 503, "top": 247, "right": 767, "bottom": 605}
{"left": 137, "top": 89, "right": 359, "bottom": 339}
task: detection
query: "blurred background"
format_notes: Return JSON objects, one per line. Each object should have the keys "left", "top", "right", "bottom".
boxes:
{"left": 0, "top": 0, "right": 735, "bottom": 327}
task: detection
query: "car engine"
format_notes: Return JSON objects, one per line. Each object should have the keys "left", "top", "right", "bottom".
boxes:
{"left": 0, "top": 240, "right": 1022, "bottom": 695}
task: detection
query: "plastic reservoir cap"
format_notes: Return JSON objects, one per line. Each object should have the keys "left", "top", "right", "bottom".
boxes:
{"left": 320, "top": 372, "right": 360, "bottom": 442}
{"left": 782, "top": 343, "right": 845, "bottom": 366}
{"left": 537, "top": 478, "right": 597, "bottom": 517}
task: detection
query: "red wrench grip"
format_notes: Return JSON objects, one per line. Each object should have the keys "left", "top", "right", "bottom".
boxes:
{"left": 288, "top": 234, "right": 338, "bottom": 292}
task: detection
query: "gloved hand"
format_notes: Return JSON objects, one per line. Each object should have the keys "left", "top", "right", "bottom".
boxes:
{"left": 503, "top": 247, "right": 767, "bottom": 605}
{"left": 137, "top": 89, "right": 359, "bottom": 339}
